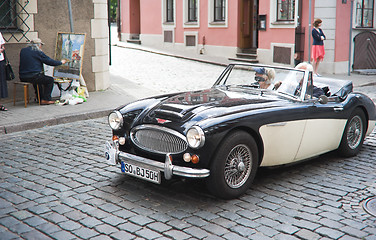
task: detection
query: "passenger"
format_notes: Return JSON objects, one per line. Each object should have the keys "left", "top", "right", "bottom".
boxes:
{"left": 253, "top": 67, "right": 279, "bottom": 90}
{"left": 294, "top": 62, "right": 329, "bottom": 98}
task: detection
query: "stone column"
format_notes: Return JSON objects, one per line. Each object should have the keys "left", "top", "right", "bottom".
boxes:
{"left": 314, "top": 0, "right": 336, "bottom": 74}
{"left": 91, "top": 0, "right": 110, "bottom": 91}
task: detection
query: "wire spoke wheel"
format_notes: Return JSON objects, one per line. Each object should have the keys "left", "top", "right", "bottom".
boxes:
{"left": 206, "top": 131, "right": 258, "bottom": 199}
{"left": 346, "top": 115, "right": 363, "bottom": 150}
{"left": 224, "top": 144, "right": 252, "bottom": 189}
{"left": 338, "top": 109, "right": 366, "bottom": 157}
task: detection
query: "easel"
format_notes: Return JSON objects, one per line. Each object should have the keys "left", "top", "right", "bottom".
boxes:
{"left": 53, "top": 74, "right": 88, "bottom": 100}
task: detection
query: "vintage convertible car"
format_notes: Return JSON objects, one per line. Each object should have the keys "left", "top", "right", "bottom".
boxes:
{"left": 105, "top": 63, "right": 376, "bottom": 199}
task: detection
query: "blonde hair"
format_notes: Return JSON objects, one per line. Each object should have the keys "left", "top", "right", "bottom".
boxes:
{"left": 313, "top": 18, "right": 322, "bottom": 28}
{"left": 265, "top": 68, "right": 275, "bottom": 84}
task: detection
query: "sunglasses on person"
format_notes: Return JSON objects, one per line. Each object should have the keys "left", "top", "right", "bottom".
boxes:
{"left": 255, "top": 76, "right": 266, "bottom": 82}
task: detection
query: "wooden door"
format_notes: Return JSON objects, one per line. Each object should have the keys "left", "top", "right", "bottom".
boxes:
{"left": 239, "top": 0, "right": 256, "bottom": 49}
{"left": 353, "top": 32, "right": 376, "bottom": 69}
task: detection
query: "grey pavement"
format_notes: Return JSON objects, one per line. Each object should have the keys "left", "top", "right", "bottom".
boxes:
{"left": 1, "top": 25, "right": 376, "bottom": 239}
{"left": 1, "top": 41, "right": 376, "bottom": 135}
{"left": 1, "top": 117, "right": 376, "bottom": 239}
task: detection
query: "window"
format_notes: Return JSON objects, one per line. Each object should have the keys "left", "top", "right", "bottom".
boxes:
{"left": 0, "top": 0, "right": 17, "bottom": 29}
{"left": 166, "top": 0, "right": 174, "bottom": 23}
{"left": 188, "top": 0, "right": 198, "bottom": 22}
{"left": 277, "top": 0, "right": 295, "bottom": 21}
{"left": 208, "top": 0, "right": 227, "bottom": 27}
{"left": 214, "top": 0, "right": 225, "bottom": 22}
{"left": 356, "top": 0, "right": 374, "bottom": 28}
{"left": 163, "top": 0, "right": 175, "bottom": 27}
{"left": 0, "top": 0, "right": 31, "bottom": 42}
{"left": 184, "top": 0, "right": 199, "bottom": 27}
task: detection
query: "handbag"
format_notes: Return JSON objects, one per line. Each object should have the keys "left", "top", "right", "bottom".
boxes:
{"left": 3, "top": 51, "right": 15, "bottom": 81}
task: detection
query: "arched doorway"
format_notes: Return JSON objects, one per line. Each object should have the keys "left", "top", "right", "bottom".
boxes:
{"left": 353, "top": 31, "right": 376, "bottom": 70}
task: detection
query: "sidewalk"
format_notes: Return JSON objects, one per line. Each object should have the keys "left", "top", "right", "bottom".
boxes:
{"left": 1, "top": 42, "right": 375, "bottom": 135}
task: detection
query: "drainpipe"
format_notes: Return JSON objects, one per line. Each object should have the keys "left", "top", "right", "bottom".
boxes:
{"left": 348, "top": 0, "right": 354, "bottom": 76}
{"left": 67, "top": 0, "right": 74, "bottom": 32}
{"left": 108, "top": 0, "right": 112, "bottom": 65}
{"left": 308, "top": 0, "right": 312, "bottom": 63}
{"left": 200, "top": 36, "right": 206, "bottom": 54}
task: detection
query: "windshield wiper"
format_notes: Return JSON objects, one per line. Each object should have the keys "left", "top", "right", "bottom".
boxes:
{"left": 236, "top": 84, "right": 260, "bottom": 89}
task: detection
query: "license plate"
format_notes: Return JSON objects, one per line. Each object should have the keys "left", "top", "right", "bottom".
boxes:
{"left": 121, "top": 162, "right": 161, "bottom": 184}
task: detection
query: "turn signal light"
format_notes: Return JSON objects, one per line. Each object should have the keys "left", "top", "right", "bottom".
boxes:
{"left": 182, "top": 153, "right": 199, "bottom": 164}
{"left": 191, "top": 155, "right": 199, "bottom": 164}
{"left": 112, "top": 135, "right": 119, "bottom": 141}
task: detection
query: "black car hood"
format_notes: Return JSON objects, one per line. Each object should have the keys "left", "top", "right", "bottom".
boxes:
{"left": 142, "top": 86, "right": 292, "bottom": 126}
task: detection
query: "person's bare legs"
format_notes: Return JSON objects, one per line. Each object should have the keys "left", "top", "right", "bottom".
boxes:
{"left": 313, "top": 58, "right": 321, "bottom": 76}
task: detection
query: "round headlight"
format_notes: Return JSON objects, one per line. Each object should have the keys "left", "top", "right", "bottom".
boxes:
{"left": 186, "top": 126, "right": 205, "bottom": 149}
{"left": 108, "top": 111, "right": 123, "bottom": 130}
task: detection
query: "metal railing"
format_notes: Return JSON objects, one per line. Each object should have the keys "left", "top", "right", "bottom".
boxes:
{"left": 0, "top": 0, "right": 30, "bottom": 42}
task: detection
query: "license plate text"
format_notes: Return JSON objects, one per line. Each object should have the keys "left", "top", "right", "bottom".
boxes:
{"left": 121, "top": 162, "right": 161, "bottom": 184}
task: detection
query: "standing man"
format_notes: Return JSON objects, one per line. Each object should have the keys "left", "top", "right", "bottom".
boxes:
{"left": 19, "top": 38, "right": 66, "bottom": 105}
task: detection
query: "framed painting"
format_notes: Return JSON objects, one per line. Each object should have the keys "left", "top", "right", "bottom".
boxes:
{"left": 54, "top": 32, "right": 86, "bottom": 79}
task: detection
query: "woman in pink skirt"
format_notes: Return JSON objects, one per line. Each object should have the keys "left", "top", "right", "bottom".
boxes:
{"left": 311, "top": 19, "right": 326, "bottom": 77}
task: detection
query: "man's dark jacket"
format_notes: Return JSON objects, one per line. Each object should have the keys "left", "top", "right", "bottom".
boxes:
{"left": 19, "top": 46, "right": 62, "bottom": 78}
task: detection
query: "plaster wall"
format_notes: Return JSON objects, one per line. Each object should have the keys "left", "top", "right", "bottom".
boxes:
{"left": 128, "top": 0, "right": 239, "bottom": 55}
{"left": 2, "top": 0, "right": 109, "bottom": 95}
{"left": 121, "top": 0, "right": 130, "bottom": 34}
{"left": 335, "top": 1, "right": 351, "bottom": 64}
{"left": 257, "top": 0, "right": 296, "bottom": 66}
{"left": 36, "top": 0, "right": 97, "bottom": 90}
{"left": 140, "top": 0, "right": 162, "bottom": 34}
{"left": 139, "top": 33, "right": 238, "bottom": 57}
{"left": 173, "top": 0, "right": 239, "bottom": 47}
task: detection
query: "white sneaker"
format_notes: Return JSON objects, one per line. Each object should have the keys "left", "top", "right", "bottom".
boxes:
{"left": 315, "top": 73, "right": 322, "bottom": 77}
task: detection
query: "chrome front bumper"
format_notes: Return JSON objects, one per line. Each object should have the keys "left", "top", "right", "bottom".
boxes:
{"left": 105, "top": 141, "right": 210, "bottom": 180}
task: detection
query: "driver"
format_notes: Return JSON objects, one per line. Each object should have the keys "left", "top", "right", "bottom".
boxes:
{"left": 253, "top": 67, "right": 279, "bottom": 90}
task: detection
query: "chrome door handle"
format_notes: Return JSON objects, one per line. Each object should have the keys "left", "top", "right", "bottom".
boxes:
{"left": 266, "top": 122, "right": 287, "bottom": 127}
{"left": 334, "top": 107, "right": 344, "bottom": 112}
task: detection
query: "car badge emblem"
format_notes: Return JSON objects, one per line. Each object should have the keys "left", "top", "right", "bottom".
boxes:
{"left": 157, "top": 118, "right": 170, "bottom": 124}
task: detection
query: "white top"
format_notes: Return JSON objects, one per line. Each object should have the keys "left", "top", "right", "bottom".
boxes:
{"left": 0, "top": 33, "right": 5, "bottom": 61}
{"left": 267, "top": 83, "right": 275, "bottom": 90}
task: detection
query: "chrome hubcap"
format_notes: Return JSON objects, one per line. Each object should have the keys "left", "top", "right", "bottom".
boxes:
{"left": 238, "top": 161, "right": 245, "bottom": 172}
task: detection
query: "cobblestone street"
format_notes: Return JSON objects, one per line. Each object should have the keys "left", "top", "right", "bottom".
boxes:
{"left": 1, "top": 118, "right": 375, "bottom": 239}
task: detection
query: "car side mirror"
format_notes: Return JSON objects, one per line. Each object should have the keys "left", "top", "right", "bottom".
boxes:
{"left": 318, "top": 95, "right": 328, "bottom": 104}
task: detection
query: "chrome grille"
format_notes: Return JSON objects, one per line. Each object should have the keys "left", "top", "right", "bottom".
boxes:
{"left": 130, "top": 125, "right": 188, "bottom": 154}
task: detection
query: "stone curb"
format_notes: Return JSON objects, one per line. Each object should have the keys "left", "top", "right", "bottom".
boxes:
{"left": 0, "top": 109, "right": 111, "bottom": 135}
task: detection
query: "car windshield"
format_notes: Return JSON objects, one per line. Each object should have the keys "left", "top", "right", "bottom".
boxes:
{"left": 214, "top": 64, "right": 309, "bottom": 100}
